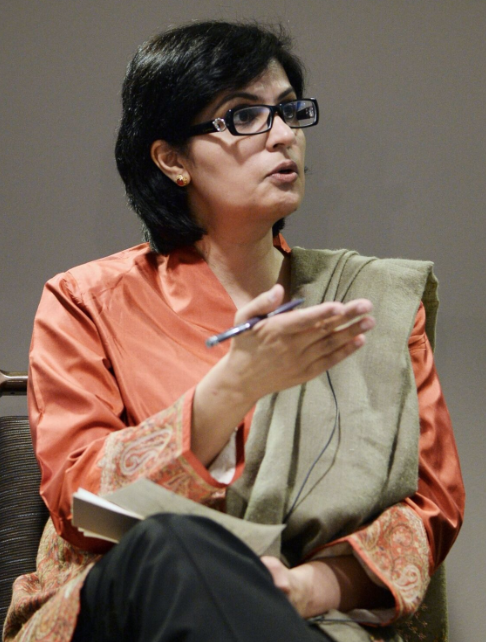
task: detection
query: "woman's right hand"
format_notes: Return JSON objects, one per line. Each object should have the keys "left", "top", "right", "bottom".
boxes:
{"left": 192, "top": 284, "right": 374, "bottom": 465}
{"left": 227, "top": 284, "right": 374, "bottom": 403}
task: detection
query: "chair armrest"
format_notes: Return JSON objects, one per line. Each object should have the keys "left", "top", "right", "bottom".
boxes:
{"left": 0, "top": 369, "right": 28, "bottom": 396}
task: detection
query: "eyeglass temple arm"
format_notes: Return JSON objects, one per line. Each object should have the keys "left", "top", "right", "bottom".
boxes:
{"left": 188, "top": 121, "right": 221, "bottom": 136}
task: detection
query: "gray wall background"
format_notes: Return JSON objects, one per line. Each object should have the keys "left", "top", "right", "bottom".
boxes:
{"left": 1, "top": 2, "right": 484, "bottom": 639}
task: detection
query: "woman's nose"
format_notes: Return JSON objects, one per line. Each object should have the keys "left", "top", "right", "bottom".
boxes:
{"left": 266, "top": 114, "right": 296, "bottom": 147}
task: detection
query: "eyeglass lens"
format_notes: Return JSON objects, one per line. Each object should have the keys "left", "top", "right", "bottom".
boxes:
{"left": 232, "top": 100, "right": 316, "bottom": 134}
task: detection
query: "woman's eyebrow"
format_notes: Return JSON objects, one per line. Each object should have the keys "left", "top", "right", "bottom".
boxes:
{"left": 213, "top": 86, "right": 295, "bottom": 112}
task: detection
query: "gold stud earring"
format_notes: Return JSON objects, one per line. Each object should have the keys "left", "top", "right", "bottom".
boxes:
{"left": 176, "top": 175, "right": 189, "bottom": 187}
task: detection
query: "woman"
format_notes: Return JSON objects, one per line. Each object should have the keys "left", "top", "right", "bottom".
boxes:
{"left": 4, "top": 20, "right": 464, "bottom": 642}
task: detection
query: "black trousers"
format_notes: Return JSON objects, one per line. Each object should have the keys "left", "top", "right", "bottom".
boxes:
{"left": 72, "top": 513, "right": 331, "bottom": 642}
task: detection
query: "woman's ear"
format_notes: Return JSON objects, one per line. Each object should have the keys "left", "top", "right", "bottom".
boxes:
{"left": 150, "top": 140, "right": 190, "bottom": 185}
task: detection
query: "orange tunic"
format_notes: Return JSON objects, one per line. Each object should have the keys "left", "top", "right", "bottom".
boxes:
{"left": 5, "top": 239, "right": 464, "bottom": 641}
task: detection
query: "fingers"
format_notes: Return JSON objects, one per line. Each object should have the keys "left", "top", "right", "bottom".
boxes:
{"left": 260, "top": 556, "right": 291, "bottom": 595}
{"left": 301, "top": 330, "right": 367, "bottom": 380}
{"left": 233, "top": 284, "right": 285, "bottom": 326}
{"left": 228, "top": 294, "right": 375, "bottom": 397}
{"left": 312, "top": 306, "right": 375, "bottom": 351}
{"left": 255, "top": 297, "right": 373, "bottom": 340}
{"left": 312, "top": 299, "right": 373, "bottom": 334}
{"left": 234, "top": 287, "right": 373, "bottom": 342}
{"left": 300, "top": 303, "right": 374, "bottom": 368}
{"left": 254, "top": 298, "right": 374, "bottom": 378}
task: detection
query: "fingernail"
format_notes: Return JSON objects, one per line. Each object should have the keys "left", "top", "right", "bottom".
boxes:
{"left": 360, "top": 317, "right": 375, "bottom": 331}
{"left": 356, "top": 302, "right": 371, "bottom": 314}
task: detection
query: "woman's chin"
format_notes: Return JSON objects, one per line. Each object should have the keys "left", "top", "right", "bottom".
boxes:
{"left": 272, "top": 192, "right": 304, "bottom": 219}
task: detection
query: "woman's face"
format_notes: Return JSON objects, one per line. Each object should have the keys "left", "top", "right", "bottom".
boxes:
{"left": 182, "top": 61, "right": 307, "bottom": 238}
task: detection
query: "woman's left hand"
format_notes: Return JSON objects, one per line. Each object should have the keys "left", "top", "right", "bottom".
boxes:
{"left": 260, "top": 556, "right": 319, "bottom": 617}
{"left": 260, "top": 555, "right": 393, "bottom": 618}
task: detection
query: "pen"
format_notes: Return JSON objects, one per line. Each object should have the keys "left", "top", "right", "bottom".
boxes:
{"left": 206, "top": 298, "right": 305, "bottom": 348}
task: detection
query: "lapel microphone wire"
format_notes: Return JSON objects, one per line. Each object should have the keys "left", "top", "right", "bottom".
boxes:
{"left": 283, "top": 370, "right": 340, "bottom": 522}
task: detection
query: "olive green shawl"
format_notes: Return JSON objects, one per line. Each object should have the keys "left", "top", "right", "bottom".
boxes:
{"left": 227, "top": 248, "right": 442, "bottom": 642}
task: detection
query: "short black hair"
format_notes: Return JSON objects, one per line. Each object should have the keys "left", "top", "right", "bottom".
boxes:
{"left": 115, "top": 20, "right": 306, "bottom": 254}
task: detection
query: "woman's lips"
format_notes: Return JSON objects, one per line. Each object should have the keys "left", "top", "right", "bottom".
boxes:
{"left": 267, "top": 161, "right": 299, "bottom": 183}
{"left": 269, "top": 170, "right": 298, "bottom": 183}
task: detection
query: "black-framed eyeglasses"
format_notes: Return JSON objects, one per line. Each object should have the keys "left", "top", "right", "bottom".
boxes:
{"left": 188, "top": 98, "right": 319, "bottom": 137}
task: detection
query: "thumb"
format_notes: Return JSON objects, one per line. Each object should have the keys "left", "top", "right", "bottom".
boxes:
{"left": 234, "top": 284, "right": 284, "bottom": 325}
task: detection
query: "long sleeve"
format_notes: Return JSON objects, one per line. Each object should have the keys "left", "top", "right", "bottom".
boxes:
{"left": 29, "top": 265, "right": 239, "bottom": 552}
{"left": 404, "top": 303, "right": 465, "bottom": 571}
{"left": 310, "top": 303, "right": 465, "bottom": 624}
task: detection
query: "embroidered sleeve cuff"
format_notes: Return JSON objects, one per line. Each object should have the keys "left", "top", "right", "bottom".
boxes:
{"left": 312, "top": 503, "right": 431, "bottom": 625}
{"left": 98, "top": 388, "right": 228, "bottom": 507}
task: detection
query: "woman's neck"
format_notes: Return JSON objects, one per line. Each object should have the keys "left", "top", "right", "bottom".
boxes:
{"left": 195, "top": 230, "right": 290, "bottom": 309}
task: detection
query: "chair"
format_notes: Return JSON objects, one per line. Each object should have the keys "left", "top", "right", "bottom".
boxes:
{"left": 0, "top": 369, "right": 49, "bottom": 634}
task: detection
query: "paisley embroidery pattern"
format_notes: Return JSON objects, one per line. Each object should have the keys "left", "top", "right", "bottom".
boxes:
{"left": 4, "top": 392, "right": 225, "bottom": 642}
{"left": 3, "top": 520, "right": 98, "bottom": 642}
{"left": 99, "top": 399, "right": 184, "bottom": 494}
{"left": 119, "top": 429, "right": 173, "bottom": 475}
{"left": 349, "top": 503, "right": 431, "bottom": 623}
